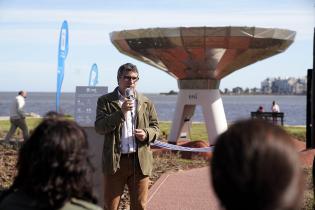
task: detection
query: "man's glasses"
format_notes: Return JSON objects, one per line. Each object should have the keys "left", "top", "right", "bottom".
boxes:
{"left": 123, "top": 76, "right": 139, "bottom": 81}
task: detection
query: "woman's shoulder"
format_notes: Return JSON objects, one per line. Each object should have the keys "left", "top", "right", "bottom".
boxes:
{"left": 60, "top": 198, "right": 102, "bottom": 210}
{"left": 0, "top": 192, "right": 101, "bottom": 210}
{"left": 0, "top": 190, "right": 41, "bottom": 210}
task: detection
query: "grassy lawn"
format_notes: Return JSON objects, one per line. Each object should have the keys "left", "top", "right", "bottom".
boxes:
{"left": 0, "top": 117, "right": 70, "bottom": 138}
{"left": 284, "top": 126, "right": 306, "bottom": 142}
{"left": 0, "top": 119, "right": 307, "bottom": 142}
{"left": 0, "top": 119, "right": 313, "bottom": 208}
{"left": 0, "top": 118, "right": 42, "bottom": 138}
{"left": 0, "top": 119, "right": 308, "bottom": 143}
{"left": 160, "top": 121, "right": 307, "bottom": 142}
{"left": 0, "top": 118, "right": 42, "bottom": 131}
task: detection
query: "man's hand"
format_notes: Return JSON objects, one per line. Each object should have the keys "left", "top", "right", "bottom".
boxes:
{"left": 121, "top": 99, "right": 134, "bottom": 114}
{"left": 134, "top": 129, "right": 147, "bottom": 141}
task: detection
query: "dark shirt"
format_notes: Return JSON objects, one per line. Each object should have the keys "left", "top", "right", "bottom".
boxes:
{"left": 0, "top": 190, "right": 101, "bottom": 210}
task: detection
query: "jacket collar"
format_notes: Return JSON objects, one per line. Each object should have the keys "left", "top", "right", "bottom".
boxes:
{"left": 105, "top": 87, "right": 120, "bottom": 102}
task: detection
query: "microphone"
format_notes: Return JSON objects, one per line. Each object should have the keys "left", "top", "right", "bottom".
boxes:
{"left": 125, "top": 88, "right": 135, "bottom": 125}
{"left": 125, "top": 88, "right": 135, "bottom": 118}
{"left": 125, "top": 88, "right": 135, "bottom": 100}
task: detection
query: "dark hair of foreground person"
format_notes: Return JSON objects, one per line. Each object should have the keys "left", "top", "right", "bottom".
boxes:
{"left": 0, "top": 118, "right": 98, "bottom": 210}
{"left": 211, "top": 119, "right": 304, "bottom": 210}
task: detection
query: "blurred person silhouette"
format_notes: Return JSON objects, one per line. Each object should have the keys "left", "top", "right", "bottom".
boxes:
{"left": 211, "top": 119, "right": 303, "bottom": 210}
{"left": 257, "top": 105, "right": 264, "bottom": 113}
{"left": 0, "top": 118, "right": 102, "bottom": 210}
{"left": 272, "top": 100, "right": 280, "bottom": 112}
{"left": 271, "top": 101, "right": 281, "bottom": 125}
{"left": 44, "top": 111, "right": 65, "bottom": 119}
{"left": 4, "top": 91, "right": 29, "bottom": 142}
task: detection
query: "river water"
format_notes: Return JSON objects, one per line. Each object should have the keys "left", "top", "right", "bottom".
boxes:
{"left": 0, "top": 92, "right": 306, "bottom": 125}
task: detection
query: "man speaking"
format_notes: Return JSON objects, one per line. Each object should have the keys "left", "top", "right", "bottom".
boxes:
{"left": 95, "top": 63, "right": 160, "bottom": 210}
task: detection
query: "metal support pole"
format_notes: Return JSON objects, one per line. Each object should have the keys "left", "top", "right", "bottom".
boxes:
{"left": 306, "top": 69, "right": 312, "bottom": 148}
{"left": 311, "top": 28, "right": 315, "bottom": 148}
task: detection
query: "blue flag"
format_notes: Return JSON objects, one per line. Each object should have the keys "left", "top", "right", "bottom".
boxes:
{"left": 88, "top": 63, "right": 99, "bottom": 86}
{"left": 56, "top": 20, "right": 69, "bottom": 112}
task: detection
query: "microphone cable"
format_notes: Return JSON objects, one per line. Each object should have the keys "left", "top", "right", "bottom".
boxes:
{"left": 130, "top": 95, "right": 137, "bottom": 209}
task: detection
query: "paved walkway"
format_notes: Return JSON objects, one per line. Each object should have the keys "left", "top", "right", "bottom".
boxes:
{"left": 147, "top": 166, "right": 220, "bottom": 210}
{"left": 147, "top": 139, "right": 314, "bottom": 210}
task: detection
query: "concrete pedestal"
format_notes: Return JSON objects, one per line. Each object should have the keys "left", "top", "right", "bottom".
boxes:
{"left": 168, "top": 89, "right": 227, "bottom": 145}
{"left": 84, "top": 127, "right": 104, "bottom": 207}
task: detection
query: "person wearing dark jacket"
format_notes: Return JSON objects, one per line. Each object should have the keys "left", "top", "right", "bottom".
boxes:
{"left": 95, "top": 63, "right": 160, "bottom": 210}
{"left": 0, "top": 117, "right": 102, "bottom": 210}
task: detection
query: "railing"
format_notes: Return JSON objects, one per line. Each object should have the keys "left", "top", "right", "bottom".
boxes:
{"left": 250, "top": 112, "right": 284, "bottom": 126}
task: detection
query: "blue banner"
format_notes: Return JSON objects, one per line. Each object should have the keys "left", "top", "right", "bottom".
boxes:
{"left": 88, "top": 63, "right": 99, "bottom": 86}
{"left": 56, "top": 20, "right": 69, "bottom": 112}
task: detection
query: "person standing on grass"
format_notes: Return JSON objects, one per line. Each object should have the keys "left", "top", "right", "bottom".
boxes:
{"left": 4, "top": 91, "right": 29, "bottom": 142}
{"left": 95, "top": 63, "right": 160, "bottom": 210}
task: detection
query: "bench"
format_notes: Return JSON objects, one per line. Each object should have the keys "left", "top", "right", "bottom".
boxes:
{"left": 250, "top": 112, "right": 284, "bottom": 126}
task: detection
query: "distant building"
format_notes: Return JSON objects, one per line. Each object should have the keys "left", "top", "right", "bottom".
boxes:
{"left": 250, "top": 87, "right": 260, "bottom": 94}
{"left": 232, "top": 87, "right": 243, "bottom": 94}
{"left": 261, "top": 76, "right": 306, "bottom": 95}
{"left": 272, "top": 78, "right": 291, "bottom": 94}
{"left": 292, "top": 77, "right": 306, "bottom": 94}
{"left": 222, "top": 88, "right": 229, "bottom": 94}
{"left": 261, "top": 78, "right": 273, "bottom": 94}
{"left": 222, "top": 76, "right": 306, "bottom": 95}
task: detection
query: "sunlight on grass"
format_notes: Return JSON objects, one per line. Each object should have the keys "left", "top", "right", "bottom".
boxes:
{"left": 160, "top": 121, "right": 306, "bottom": 142}
{"left": 0, "top": 119, "right": 313, "bottom": 208}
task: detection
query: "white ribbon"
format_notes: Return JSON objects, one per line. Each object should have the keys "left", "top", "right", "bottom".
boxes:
{"left": 151, "top": 140, "right": 213, "bottom": 152}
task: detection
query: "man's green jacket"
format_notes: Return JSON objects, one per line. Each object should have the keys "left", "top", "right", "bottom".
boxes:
{"left": 95, "top": 88, "right": 160, "bottom": 176}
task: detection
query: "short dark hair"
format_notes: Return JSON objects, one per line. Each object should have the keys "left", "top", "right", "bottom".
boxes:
{"left": 44, "top": 111, "right": 65, "bottom": 119}
{"left": 9, "top": 118, "right": 96, "bottom": 209}
{"left": 117, "top": 63, "right": 139, "bottom": 83}
{"left": 18, "top": 91, "right": 24, "bottom": 95}
{"left": 211, "top": 119, "right": 303, "bottom": 210}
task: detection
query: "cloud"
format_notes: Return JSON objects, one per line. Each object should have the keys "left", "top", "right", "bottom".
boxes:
{"left": 0, "top": 7, "right": 313, "bottom": 46}
{"left": 0, "top": 61, "right": 55, "bottom": 73}
{"left": 0, "top": 6, "right": 312, "bottom": 92}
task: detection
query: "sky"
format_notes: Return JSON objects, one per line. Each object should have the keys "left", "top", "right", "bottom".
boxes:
{"left": 0, "top": 0, "right": 314, "bottom": 93}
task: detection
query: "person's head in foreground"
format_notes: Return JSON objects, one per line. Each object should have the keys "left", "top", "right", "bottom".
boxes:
{"left": 211, "top": 119, "right": 303, "bottom": 210}
{"left": 0, "top": 118, "right": 99, "bottom": 210}
{"left": 44, "top": 110, "right": 65, "bottom": 119}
